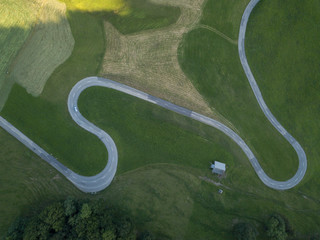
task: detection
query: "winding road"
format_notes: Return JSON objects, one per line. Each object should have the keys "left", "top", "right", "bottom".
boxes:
{"left": 0, "top": 0, "right": 307, "bottom": 193}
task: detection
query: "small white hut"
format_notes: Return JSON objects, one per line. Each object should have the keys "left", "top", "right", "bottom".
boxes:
{"left": 210, "top": 161, "right": 226, "bottom": 175}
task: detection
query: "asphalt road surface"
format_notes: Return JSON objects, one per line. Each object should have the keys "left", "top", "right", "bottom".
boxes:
{"left": 238, "top": 0, "right": 307, "bottom": 189}
{"left": 0, "top": 0, "right": 307, "bottom": 192}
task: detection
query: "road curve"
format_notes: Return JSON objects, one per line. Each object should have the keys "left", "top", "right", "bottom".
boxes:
{"left": 238, "top": 0, "right": 307, "bottom": 188}
{"left": 0, "top": 114, "right": 117, "bottom": 193}
{"left": 0, "top": 0, "right": 307, "bottom": 192}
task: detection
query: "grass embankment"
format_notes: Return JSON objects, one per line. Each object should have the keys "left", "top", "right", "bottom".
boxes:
{"left": 0, "top": 0, "right": 40, "bottom": 109}
{"left": 1, "top": 0, "right": 180, "bottom": 176}
{"left": 178, "top": 0, "right": 298, "bottom": 181}
{"left": 246, "top": 0, "right": 320, "bottom": 198}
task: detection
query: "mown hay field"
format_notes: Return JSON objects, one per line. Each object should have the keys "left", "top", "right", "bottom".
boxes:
{"left": 0, "top": 0, "right": 74, "bottom": 109}
{"left": 10, "top": 0, "right": 75, "bottom": 96}
{"left": 1, "top": 0, "right": 182, "bottom": 176}
{"left": 0, "top": 0, "right": 41, "bottom": 109}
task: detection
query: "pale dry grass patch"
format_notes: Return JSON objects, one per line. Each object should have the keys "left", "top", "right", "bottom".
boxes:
{"left": 101, "top": 0, "right": 235, "bottom": 126}
{"left": 0, "top": 0, "right": 43, "bottom": 109}
{"left": 10, "top": 0, "right": 75, "bottom": 96}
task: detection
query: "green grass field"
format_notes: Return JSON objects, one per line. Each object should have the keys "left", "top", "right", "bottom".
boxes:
{"left": 0, "top": 0, "right": 40, "bottom": 109}
{"left": 200, "top": 0, "right": 250, "bottom": 40}
{"left": 1, "top": 0, "right": 180, "bottom": 176}
{"left": 64, "top": 0, "right": 180, "bottom": 34}
{"left": 77, "top": 87, "right": 320, "bottom": 239}
{"left": 0, "top": 0, "right": 75, "bottom": 110}
{"left": 2, "top": 85, "right": 320, "bottom": 238}
{"left": 9, "top": 0, "right": 74, "bottom": 96}
{"left": 245, "top": 0, "right": 320, "bottom": 199}
{"left": 1, "top": 0, "right": 320, "bottom": 239}
{"left": 178, "top": 23, "right": 298, "bottom": 180}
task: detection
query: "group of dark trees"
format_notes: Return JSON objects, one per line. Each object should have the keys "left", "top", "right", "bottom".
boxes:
{"left": 233, "top": 214, "right": 319, "bottom": 240}
{"left": 5, "top": 198, "right": 154, "bottom": 240}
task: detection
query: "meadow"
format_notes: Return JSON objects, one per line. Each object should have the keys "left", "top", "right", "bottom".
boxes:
{"left": 0, "top": 0, "right": 74, "bottom": 109}
{"left": 1, "top": 0, "right": 180, "bottom": 176}
{"left": 2, "top": 85, "right": 319, "bottom": 238}
{"left": 178, "top": 3, "right": 298, "bottom": 181}
{"left": 245, "top": 0, "right": 320, "bottom": 200}
{"left": 1, "top": 0, "right": 320, "bottom": 239}
{"left": 0, "top": 0, "right": 40, "bottom": 109}
{"left": 77, "top": 86, "right": 320, "bottom": 238}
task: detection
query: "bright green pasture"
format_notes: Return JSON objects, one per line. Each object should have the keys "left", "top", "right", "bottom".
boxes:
{"left": 178, "top": 28, "right": 298, "bottom": 181}
{"left": 78, "top": 87, "right": 242, "bottom": 174}
{"left": 0, "top": 0, "right": 40, "bottom": 108}
{"left": 1, "top": 11, "right": 107, "bottom": 176}
{"left": 0, "top": 128, "right": 81, "bottom": 236}
{"left": 1, "top": 0, "right": 180, "bottom": 175}
{"left": 77, "top": 87, "right": 320, "bottom": 239}
{"left": 246, "top": 0, "right": 320, "bottom": 199}
{"left": 2, "top": 87, "right": 319, "bottom": 238}
{"left": 200, "top": 0, "right": 250, "bottom": 40}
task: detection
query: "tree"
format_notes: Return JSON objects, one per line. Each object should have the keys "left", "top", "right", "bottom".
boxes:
{"left": 4, "top": 217, "right": 28, "bottom": 240}
{"left": 233, "top": 222, "right": 258, "bottom": 240}
{"left": 310, "top": 233, "right": 320, "bottom": 240}
{"left": 39, "top": 202, "right": 66, "bottom": 232}
{"left": 266, "top": 214, "right": 287, "bottom": 240}
{"left": 23, "top": 218, "right": 50, "bottom": 240}
{"left": 64, "top": 197, "right": 77, "bottom": 217}
{"left": 138, "top": 231, "right": 155, "bottom": 240}
{"left": 80, "top": 203, "right": 92, "bottom": 219}
{"left": 102, "top": 230, "right": 116, "bottom": 240}
{"left": 5, "top": 198, "right": 150, "bottom": 240}
{"left": 114, "top": 215, "right": 135, "bottom": 239}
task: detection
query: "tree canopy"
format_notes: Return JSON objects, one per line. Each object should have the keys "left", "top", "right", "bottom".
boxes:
{"left": 5, "top": 198, "right": 152, "bottom": 240}
{"left": 266, "top": 214, "right": 288, "bottom": 240}
{"left": 233, "top": 222, "right": 258, "bottom": 240}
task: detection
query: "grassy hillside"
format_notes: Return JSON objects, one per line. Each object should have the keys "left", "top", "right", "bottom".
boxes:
{"left": 178, "top": 18, "right": 298, "bottom": 180}
{"left": 0, "top": 128, "right": 81, "bottom": 236}
{"left": 1, "top": 11, "right": 108, "bottom": 176}
{"left": 1, "top": 0, "right": 320, "bottom": 239}
{"left": 200, "top": 0, "right": 249, "bottom": 40}
{"left": 1, "top": 0, "right": 181, "bottom": 175}
{"left": 64, "top": 0, "right": 180, "bottom": 34}
{"left": 2, "top": 87, "right": 320, "bottom": 238}
{"left": 99, "top": 0, "right": 217, "bottom": 123}
{"left": 246, "top": 0, "right": 320, "bottom": 198}
{"left": 0, "top": 0, "right": 75, "bottom": 110}
{"left": 77, "top": 86, "right": 320, "bottom": 238}
{"left": 0, "top": 0, "right": 40, "bottom": 108}
{"left": 9, "top": 0, "right": 74, "bottom": 96}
